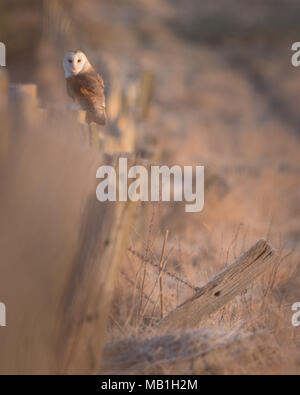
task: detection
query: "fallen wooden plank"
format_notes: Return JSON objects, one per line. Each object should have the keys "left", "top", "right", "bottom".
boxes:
{"left": 130, "top": 332, "right": 278, "bottom": 375}
{"left": 155, "top": 239, "right": 275, "bottom": 331}
{"left": 135, "top": 332, "right": 278, "bottom": 375}
{"left": 101, "top": 328, "right": 278, "bottom": 375}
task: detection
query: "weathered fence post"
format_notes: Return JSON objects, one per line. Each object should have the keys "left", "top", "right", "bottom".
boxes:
{"left": 56, "top": 154, "right": 141, "bottom": 374}
{"left": 9, "top": 83, "right": 39, "bottom": 127}
{"left": 0, "top": 77, "right": 142, "bottom": 373}
{"left": 155, "top": 239, "right": 275, "bottom": 331}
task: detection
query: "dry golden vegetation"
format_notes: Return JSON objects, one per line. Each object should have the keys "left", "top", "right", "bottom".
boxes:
{"left": 0, "top": 0, "right": 299, "bottom": 374}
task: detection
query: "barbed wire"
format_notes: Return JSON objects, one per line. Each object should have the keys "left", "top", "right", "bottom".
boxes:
{"left": 127, "top": 246, "right": 199, "bottom": 292}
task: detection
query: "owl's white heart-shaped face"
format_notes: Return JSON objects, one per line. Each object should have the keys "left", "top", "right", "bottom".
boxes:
{"left": 63, "top": 51, "right": 91, "bottom": 77}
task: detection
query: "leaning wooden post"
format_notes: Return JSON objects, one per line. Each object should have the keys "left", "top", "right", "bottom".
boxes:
{"left": 155, "top": 239, "right": 275, "bottom": 331}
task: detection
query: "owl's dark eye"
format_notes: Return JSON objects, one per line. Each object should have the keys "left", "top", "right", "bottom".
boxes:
{"left": 78, "top": 59, "right": 82, "bottom": 63}
{"left": 68, "top": 59, "right": 72, "bottom": 63}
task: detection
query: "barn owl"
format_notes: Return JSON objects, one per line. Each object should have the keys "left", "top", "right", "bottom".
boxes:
{"left": 63, "top": 50, "right": 106, "bottom": 125}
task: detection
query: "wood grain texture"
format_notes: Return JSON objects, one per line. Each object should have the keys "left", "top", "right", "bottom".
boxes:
{"left": 156, "top": 239, "right": 275, "bottom": 331}
{"left": 58, "top": 154, "right": 139, "bottom": 374}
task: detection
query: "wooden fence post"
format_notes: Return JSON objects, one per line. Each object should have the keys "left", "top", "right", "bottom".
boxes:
{"left": 9, "top": 83, "right": 39, "bottom": 127}
{"left": 56, "top": 154, "right": 141, "bottom": 374}
{"left": 155, "top": 239, "right": 275, "bottom": 331}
